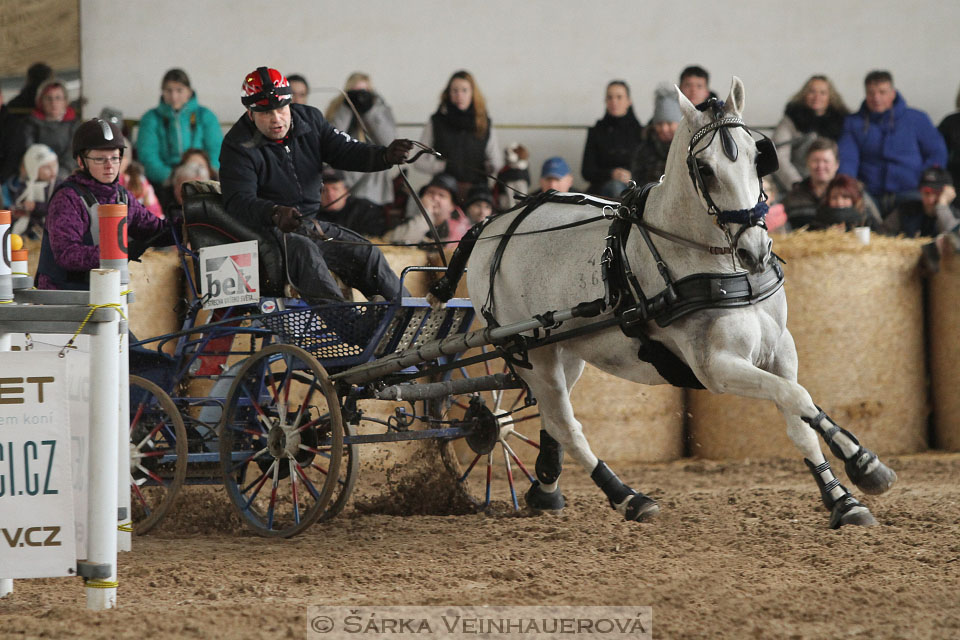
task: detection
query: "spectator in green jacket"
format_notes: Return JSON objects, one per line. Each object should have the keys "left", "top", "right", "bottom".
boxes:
{"left": 136, "top": 68, "right": 222, "bottom": 188}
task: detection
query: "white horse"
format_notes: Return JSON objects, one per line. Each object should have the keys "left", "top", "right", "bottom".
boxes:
{"left": 457, "top": 78, "right": 896, "bottom": 529}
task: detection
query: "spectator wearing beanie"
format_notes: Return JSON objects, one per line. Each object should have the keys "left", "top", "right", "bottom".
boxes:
{"left": 464, "top": 184, "right": 494, "bottom": 223}
{"left": 632, "top": 84, "right": 682, "bottom": 186}
{"left": 1, "top": 143, "right": 60, "bottom": 238}
{"left": 391, "top": 173, "right": 470, "bottom": 243}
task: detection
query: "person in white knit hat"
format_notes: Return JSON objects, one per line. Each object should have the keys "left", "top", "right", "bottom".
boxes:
{"left": 0, "top": 142, "right": 59, "bottom": 236}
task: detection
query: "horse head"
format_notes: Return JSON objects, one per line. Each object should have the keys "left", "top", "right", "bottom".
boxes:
{"left": 672, "top": 77, "right": 776, "bottom": 274}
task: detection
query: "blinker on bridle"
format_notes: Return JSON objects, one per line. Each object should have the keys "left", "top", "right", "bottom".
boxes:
{"left": 685, "top": 98, "right": 779, "bottom": 238}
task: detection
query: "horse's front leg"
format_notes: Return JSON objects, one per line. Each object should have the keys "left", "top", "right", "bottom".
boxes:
{"left": 695, "top": 338, "right": 895, "bottom": 528}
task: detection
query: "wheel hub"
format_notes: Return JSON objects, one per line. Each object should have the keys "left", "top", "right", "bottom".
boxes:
{"left": 463, "top": 397, "right": 500, "bottom": 455}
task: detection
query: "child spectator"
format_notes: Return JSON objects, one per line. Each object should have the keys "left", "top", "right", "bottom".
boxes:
{"left": 414, "top": 70, "right": 502, "bottom": 199}
{"left": 1, "top": 143, "right": 59, "bottom": 238}
{"left": 582, "top": 80, "right": 643, "bottom": 198}
{"left": 23, "top": 78, "right": 80, "bottom": 179}
{"left": 762, "top": 176, "right": 788, "bottom": 233}
{"left": 325, "top": 72, "right": 397, "bottom": 205}
{"left": 464, "top": 184, "right": 494, "bottom": 223}
{"left": 119, "top": 137, "right": 163, "bottom": 218}
{"left": 136, "top": 68, "right": 223, "bottom": 187}
{"left": 883, "top": 168, "right": 958, "bottom": 237}
{"left": 36, "top": 118, "right": 176, "bottom": 290}
{"left": 772, "top": 75, "right": 848, "bottom": 192}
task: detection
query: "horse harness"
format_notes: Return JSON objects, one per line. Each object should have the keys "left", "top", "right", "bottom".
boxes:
{"left": 428, "top": 103, "right": 785, "bottom": 387}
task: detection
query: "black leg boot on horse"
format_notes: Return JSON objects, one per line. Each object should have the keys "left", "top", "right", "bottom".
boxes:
{"left": 803, "top": 407, "right": 898, "bottom": 496}
{"left": 592, "top": 461, "right": 659, "bottom": 522}
{"left": 525, "top": 429, "right": 566, "bottom": 510}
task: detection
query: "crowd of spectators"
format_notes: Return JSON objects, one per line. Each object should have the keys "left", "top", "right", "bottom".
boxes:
{"left": 1, "top": 61, "right": 958, "bottom": 266}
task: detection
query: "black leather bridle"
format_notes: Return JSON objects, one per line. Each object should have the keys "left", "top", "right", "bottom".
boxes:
{"left": 685, "top": 98, "right": 779, "bottom": 251}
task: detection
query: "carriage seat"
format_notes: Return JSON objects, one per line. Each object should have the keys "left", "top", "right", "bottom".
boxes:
{"left": 180, "top": 180, "right": 286, "bottom": 296}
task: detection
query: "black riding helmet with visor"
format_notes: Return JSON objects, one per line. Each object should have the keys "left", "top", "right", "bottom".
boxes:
{"left": 72, "top": 118, "right": 125, "bottom": 184}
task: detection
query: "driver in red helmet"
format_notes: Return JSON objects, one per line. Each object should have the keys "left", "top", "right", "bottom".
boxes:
{"left": 220, "top": 66, "right": 414, "bottom": 303}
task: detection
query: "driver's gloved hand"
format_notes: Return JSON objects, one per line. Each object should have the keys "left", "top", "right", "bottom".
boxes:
{"left": 272, "top": 205, "right": 302, "bottom": 233}
{"left": 383, "top": 139, "right": 415, "bottom": 165}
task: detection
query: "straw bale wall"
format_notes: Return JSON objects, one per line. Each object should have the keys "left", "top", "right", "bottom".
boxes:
{"left": 689, "top": 231, "right": 928, "bottom": 459}
{"left": 929, "top": 251, "right": 960, "bottom": 450}
{"left": 128, "top": 249, "right": 183, "bottom": 354}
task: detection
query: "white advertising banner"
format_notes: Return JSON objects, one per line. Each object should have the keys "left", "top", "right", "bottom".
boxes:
{"left": 10, "top": 335, "right": 91, "bottom": 554}
{"left": 0, "top": 352, "right": 77, "bottom": 578}
{"left": 198, "top": 240, "right": 260, "bottom": 309}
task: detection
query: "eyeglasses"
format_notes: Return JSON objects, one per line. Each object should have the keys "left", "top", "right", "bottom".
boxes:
{"left": 84, "top": 155, "right": 122, "bottom": 166}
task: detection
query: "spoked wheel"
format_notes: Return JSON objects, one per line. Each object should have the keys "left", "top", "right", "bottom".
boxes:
{"left": 219, "top": 344, "right": 344, "bottom": 537}
{"left": 129, "top": 375, "right": 188, "bottom": 535}
{"left": 435, "top": 350, "right": 542, "bottom": 512}
{"left": 315, "top": 417, "right": 359, "bottom": 523}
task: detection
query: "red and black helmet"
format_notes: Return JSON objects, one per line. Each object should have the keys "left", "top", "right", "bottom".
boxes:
{"left": 241, "top": 67, "right": 292, "bottom": 112}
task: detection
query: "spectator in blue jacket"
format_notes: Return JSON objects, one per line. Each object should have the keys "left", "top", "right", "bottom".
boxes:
{"left": 136, "top": 68, "right": 223, "bottom": 188}
{"left": 838, "top": 70, "right": 947, "bottom": 216}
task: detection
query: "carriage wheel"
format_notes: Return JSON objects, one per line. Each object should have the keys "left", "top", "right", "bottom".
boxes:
{"left": 315, "top": 416, "right": 359, "bottom": 523}
{"left": 129, "top": 375, "right": 188, "bottom": 535}
{"left": 219, "top": 344, "right": 344, "bottom": 537}
{"left": 434, "top": 349, "right": 541, "bottom": 512}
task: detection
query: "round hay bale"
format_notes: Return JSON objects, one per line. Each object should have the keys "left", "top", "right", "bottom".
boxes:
{"left": 571, "top": 366, "right": 684, "bottom": 463}
{"left": 128, "top": 248, "right": 183, "bottom": 354}
{"left": 688, "top": 230, "right": 928, "bottom": 459}
{"left": 929, "top": 250, "right": 960, "bottom": 450}
{"left": 365, "top": 243, "right": 432, "bottom": 298}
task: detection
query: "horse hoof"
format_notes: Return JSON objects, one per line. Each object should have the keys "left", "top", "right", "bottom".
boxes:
{"left": 845, "top": 449, "right": 897, "bottom": 495}
{"left": 829, "top": 497, "right": 878, "bottom": 529}
{"left": 624, "top": 494, "right": 659, "bottom": 522}
{"left": 525, "top": 481, "right": 565, "bottom": 511}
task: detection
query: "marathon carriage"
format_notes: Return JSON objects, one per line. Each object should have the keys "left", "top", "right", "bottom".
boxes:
{"left": 128, "top": 181, "right": 544, "bottom": 538}
{"left": 131, "top": 78, "right": 898, "bottom": 537}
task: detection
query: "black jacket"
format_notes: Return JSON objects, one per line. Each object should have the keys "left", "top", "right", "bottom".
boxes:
{"left": 581, "top": 108, "right": 644, "bottom": 192}
{"left": 220, "top": 103, "right": 389, "bottom": 229}
{"left": 316, "top": 196, "right": 388, "bottom": 237}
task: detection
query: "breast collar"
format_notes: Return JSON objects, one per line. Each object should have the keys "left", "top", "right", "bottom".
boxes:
{"left": 604, "top": 182, "right": 784, "bottom": 329}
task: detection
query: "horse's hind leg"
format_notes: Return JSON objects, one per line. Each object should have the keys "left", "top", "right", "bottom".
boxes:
{"left": 526, "top": 356, "right": 584, "bottom": 511}
{"left": 522, "top": 347, "right": 658, "bottom": 522}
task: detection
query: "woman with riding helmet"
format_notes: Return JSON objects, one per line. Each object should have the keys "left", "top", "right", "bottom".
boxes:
{"left": 36, "top": 118, "right": 176, "bottom": 290}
